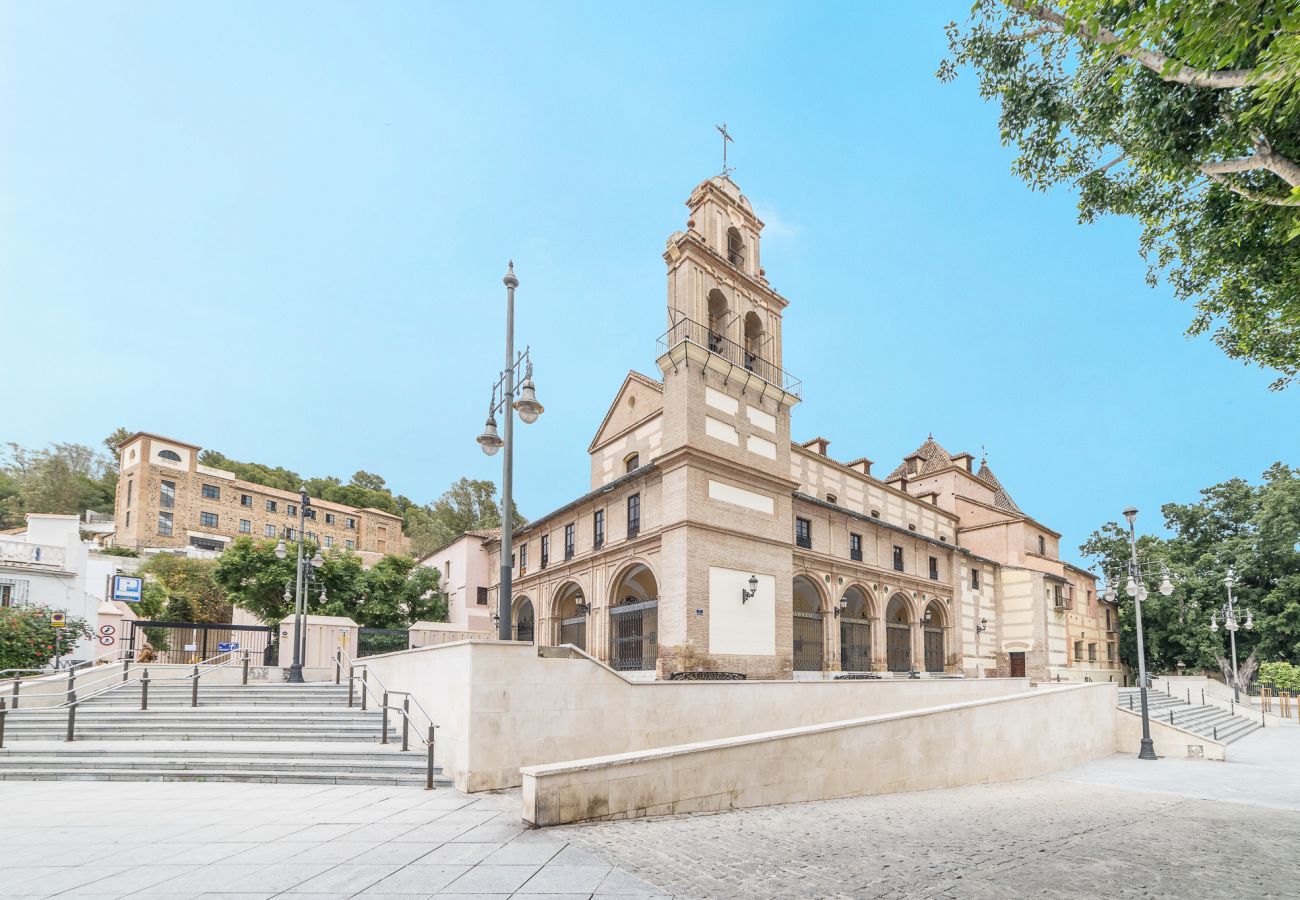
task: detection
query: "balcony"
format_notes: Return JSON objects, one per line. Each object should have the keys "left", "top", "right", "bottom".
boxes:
{"left": 0, "top": 539, "right": 68, "bottom": 570}
{"left": 849, "top": 548, "right": 863, "bottom": 562}
{"left": 657, "top": 316, "right": 802, "bottom": 399}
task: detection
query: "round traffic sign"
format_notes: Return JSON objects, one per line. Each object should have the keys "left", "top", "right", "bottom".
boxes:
{"left": 100, "top": 624, "right": 116, "bottom": 636}
{"left": 99, "top": 636, "right": 115, "bottom": 646}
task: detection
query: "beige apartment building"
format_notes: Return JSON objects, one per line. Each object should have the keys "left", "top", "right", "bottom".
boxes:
{"left": 480, "top": 173, "right": 1118, "bottom": 683}
{"left": 113, "top": 432, "right": 405, "bottom": 562}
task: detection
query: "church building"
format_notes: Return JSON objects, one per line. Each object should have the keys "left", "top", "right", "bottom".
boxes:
{"left": 485, "top": 174, "right": 1118, "bottom": 683}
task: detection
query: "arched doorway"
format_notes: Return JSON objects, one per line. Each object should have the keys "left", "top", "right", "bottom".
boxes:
{"left": 793, "top": 575, "right": 824, "bottom": 672}
{"left": 513, "top": 596, "right": 535, "bottom": 643}
{"left": 886, "top": 594, "right": 913, "bottom": 673}
{"left": 553, "top": 582, "right": 587, "bottom": 651}
{"left": 743, "top": 311, "right": 763, "bottom": 372}
{"left": 608, "top": 563, "right": 658, "bottom": 671}
{"left": 923, "top": 600, "right": 946, "bottom": 673}
{"left": 707, "top": 289, "right": 729, "bottom": 352}
{"left": 839, "top": 586, "right": 872, "bottom": 672}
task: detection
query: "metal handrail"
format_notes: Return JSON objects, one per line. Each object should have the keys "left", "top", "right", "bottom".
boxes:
{"left": 336, "top": 648, "right": 438, "bottom": 747}
{"left": 1, "top": 647, "right": 138, "bottom": 685}
{"left": 7, "top": 648, "right": 248, "bottom": 712}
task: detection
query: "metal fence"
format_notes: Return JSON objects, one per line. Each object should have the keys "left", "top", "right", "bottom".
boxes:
{"left": 559, "top": 616, "right": 586, "bottom": 652}
{"left": 887, "top": 623, "right": 911, "bottom": 672}
{"left": 840, "top": 617, "right": 871, "bottom": 672}
{"left": 358, "top": 628, "right": 409, "bottom": 658}
{"left": 127, "top": 620, "right": 275, "bottom": 666}
{"left": 924, "top": 627, "right": 944, "bottom": 673}
{"left": 793, "top": 611, "right": 824, "bottom": 671}
{"left": 516, "top": 616, "right": 534, "bottom": 643}
{"left": 656, "top": 315, "right": 803, "bottom": 398}
{"left": 609, "top": 599, "right": 657, "bottom": 671}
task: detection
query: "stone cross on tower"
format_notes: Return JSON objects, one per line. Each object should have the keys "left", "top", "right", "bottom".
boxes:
{"left": 716, "top": 123, "right": 734, "bottom": 177}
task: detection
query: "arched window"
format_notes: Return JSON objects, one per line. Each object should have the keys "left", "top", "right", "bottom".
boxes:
{"left": 706, "top": 290, "right": 729, "bottom": 352}
{"left": 158, "top": 449, "right": 181, "bottom": 462}
{"left": 727, "top": 227, "right": 745, "bottom": 268}
{"left": 743, "top": 311, "right": 763, "bottom": 371}
{"left": 625, "top": 453, "right": 640, "bottom": 473}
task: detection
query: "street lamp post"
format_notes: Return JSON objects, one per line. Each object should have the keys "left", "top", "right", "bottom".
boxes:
{"left": 477, "top": 262, "right": 544, "bottom": 642}
{"left": 274, "top": 488, "right": 313, "bottom": 683}
{"left": 1210, "top": 567, "right": 1253, "bottom": 702}
{"left": 1123, "top": 506, "right": 1158, "bottom": 761}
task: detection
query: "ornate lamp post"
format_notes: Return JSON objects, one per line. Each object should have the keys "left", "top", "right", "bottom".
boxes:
{"left": 1210, "top": 566, "right": 1253, "bottom": 702}
{"left": 1122, "top": 506, "right": 1160, "bottom": 761}
{"left": 476, "top": 262, "right": 544, "bottom": 641}
{"left": 273, "top": 487, "right": 317, "bottom": 683}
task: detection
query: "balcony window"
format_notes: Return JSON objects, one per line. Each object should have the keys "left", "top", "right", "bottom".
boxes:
{"left": 849, "top": 533, "right": 862, "bottom": 562}
{"left": 627, "top": 493, "right": 641, "bottom": 538}
{"left": 541, "top": 535, "right": 549, "bottom": 568}
{"left": 157, "top": 511, "right": 173, "bottom": 536}
{"left": 199, "top": 511, "right": 219, "bottom": 528}
{"left": 795, "top": 517, "right": 812, "bottom": 550}
{"left": 519, "top": 543, "right": 528, "bottom": 574}
{"left": 929, "top": 556, "right": 939, "bottom": 581}
{"left": 893, "top": 546, "right": 904, "bottom": 572}
{"left": 593, "top": 510, "right": 605, "bottom": 549}
{"left": 160, "top": 480, "right": 175, "bottom": 509}
{"left": 201, "top": 484, "right": 220, "bottom": 500}
{"left": 971, "top": 568, "right": 981, "bottom": 590}
{"left": 564, "top": 523, "right": 575, "bottom": 560}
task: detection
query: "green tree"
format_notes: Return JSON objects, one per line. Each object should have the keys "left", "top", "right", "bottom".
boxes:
{"left": 0, "top": 606, "right": 94, "bottom": 671}
{"left": 0, "top": 441, "right": 117, "bottom": 525}
{"left": 140, "top": 555, "right": 230, "bottom": 623}
{"left": 941, "top": 1, "right": 1300, "bottom": 388}
{"left": 1081, "top": 463, "right": 1300, "bottom": 681}
{"left": 412, "top": 477, "right": 526, "bottom": 556}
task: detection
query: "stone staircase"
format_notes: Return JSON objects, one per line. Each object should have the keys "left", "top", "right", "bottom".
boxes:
{"left": 0, "top": 680, "right": 449, "bottom": 787}
{"left": 1118, "top": 687, "right": 1263, "bottom": 745}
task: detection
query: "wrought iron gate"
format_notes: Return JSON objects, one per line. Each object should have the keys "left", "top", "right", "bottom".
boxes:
{"left": 793, "top": 611, "right": 824, "bottom": 671}
{"left": 559, "top": 615, "right": 586, "bottom": 651}
{"left": 127, "top": 620, "right": 275, "bottom": 666}
{"left": 358, "top": 628, "right": 409, "bottom": 657}
{"left": 887, "top": 622, "right": 911, "bottom": 672}
{"left": 609, "top": 599, "right": 657, "bottom": 671}
{"left": 924, "top": 626, "right": 944, "bottom": 673}
{"left": 840, "top": 617, "right": 871, "bottom": 672}
{"left": 516, "top": 615, "right": 534, "bottom": 643}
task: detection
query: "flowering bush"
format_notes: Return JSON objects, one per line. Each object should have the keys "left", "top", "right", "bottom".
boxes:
{"left": 0, "top": 606, "right": 94, "bottom": 671}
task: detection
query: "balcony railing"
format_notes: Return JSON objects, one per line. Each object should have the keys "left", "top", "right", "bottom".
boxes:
{"left": 657, "top": 316, "right": 802, "bottom": 399}
{"left": 0, "top": 539, "right": 68, "bottom": 570}
{"left": 850, "top": 548, "right": 863, "bottom": 562}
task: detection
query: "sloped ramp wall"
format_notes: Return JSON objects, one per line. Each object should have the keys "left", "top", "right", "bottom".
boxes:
{"left": 522, "top": 682, "right": 1118, "bottom": 826}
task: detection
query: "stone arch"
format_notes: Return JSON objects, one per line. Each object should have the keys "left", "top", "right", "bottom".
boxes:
{"left": 838, "top": 584, "right": 873, "bottom": 673}
{"left": 726, "top": 226, "right": 745, "bottom": 269}
{"left": 885, "top": 592, "right": 915, "bottom": 673}
{"left": 922, "top": 598, "right": 948, "bottom": 673}
{"left": 793, "top": 574, "right": 826, "bottom": 672}
{"left": 608, "top": 560, "right": 659, "bottom": 672}
{"left": 706, "top": 288, "right": 730, "bottom": 350}
{"left": 550, "top": 580, "right": 587, "bottom": 651}
{"left": 742, "top": 310, "right": 764, "bottom": 371}
{"left": 512, "top": 595, "right": 535, "bottom": 643}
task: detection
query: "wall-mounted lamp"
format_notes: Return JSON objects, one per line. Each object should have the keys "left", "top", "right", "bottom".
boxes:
{"left": 833, "top": 596, "right": 849, "bottom": 618}
{"left": 574, "top": 591, "right": 591, "bottom": 616}
{"left": 741, "top": 575, "right": 759, "bottom": 604}
{"left": 975, "top": 618, "right": 989, "bottom": 634}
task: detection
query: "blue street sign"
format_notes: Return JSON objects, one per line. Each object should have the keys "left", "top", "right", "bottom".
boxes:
{"left": 112, "top": 575, "right": 143, "bottom": 603}
{"left": 217, "top": 642, "right": 240, "bottom": 652}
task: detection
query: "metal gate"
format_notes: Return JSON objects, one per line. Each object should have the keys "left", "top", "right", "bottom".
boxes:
{"left": 358, "top": 628, "right": 409, "bottom": 657}
{"left": 559, "top": 616, "right": 586, "bottom": 651}
{"left": 840, "top": 617, "right": 871, "bottom": 672}
{"left": 793, "top": 611, "right": 824, "bottom": 672}
{"left": 516, "top": 615, "right": 534, "bottom": 643}
{"left": 609, "top": 599, "right": 657, "bottom": 671}
{"left": 887, "top": 622, "right": 911, "bottom": 672}
{"left": 924, "top": 627, "right": 944, "bottom": 673}
{"left": 127, "top": 620, "right": 275, "bottom": 666}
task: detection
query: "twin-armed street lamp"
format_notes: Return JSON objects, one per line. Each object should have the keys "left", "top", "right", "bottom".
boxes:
{"left": 1210, "top": 567, "right": 1253, "bottom": 702}
{"left": 477, "top": 262, "right": 545, "bottom": 641}
{"left": 273, "top": 486, "right": 323, "bottom": 684}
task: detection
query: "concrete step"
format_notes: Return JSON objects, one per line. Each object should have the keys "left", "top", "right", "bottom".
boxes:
{"left": 0, "top": 768, "right": 449, "bottom": 786}
{"left": 0, "top": 755, "right": 437, "bottom": 774}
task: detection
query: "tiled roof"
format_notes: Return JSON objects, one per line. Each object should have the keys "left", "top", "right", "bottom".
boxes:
{"left": 885, "top": 434, "right": 959, "bottom": 481}
{"left": 975, "top": 462, "right": 1022, "bottom": 514}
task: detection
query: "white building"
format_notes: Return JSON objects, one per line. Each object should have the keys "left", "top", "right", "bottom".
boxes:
{"left": 0, "top": 514, "right": 140, "bottom": 664}
{"left": 416, "top": 529, "right": 497, "bottom": 634}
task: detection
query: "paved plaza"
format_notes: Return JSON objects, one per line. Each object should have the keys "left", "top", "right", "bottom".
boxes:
{"left": 3, "top": 729, "right": 1299, "bottom": 899}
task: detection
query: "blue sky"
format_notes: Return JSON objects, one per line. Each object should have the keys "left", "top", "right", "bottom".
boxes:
{"left": 3, "top": 2, "right": 1296, "bottom": 567}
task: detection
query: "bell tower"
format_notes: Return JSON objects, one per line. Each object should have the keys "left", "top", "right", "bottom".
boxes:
{"left": 654, "top": 174, "right": 801, "bottom": 679}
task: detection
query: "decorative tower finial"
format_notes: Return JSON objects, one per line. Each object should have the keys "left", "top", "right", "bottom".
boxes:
{"left": 503, "top": 260, "right": 518, "bottom": 289}
{"left": 716, "top": 123, "right": 735, "bottom": 178}
{"left": 980, "top": 443, "right": 987, "bottom": 465}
